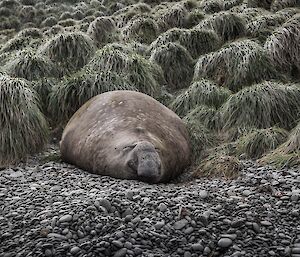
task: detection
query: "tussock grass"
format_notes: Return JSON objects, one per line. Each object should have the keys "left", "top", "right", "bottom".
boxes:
{"left": 193, "top": 153, "right": 242, "bottom": 179}
{"left": 184, "top": 119, "right": 218, "bottom": 158}
{"left": 38, "top": 32, "right": 96, "bottom": 74}
{"left": 271, "top": 0, "right": 300, "bottom": 12}
{"left": 4, "top": 49, "right": 61, "bottom": 81}
{"left": 194, "top": 39, "right": 279, "bottom": 92}
{"left": 87, "top": 16, "right": 118, "bottom": 48}
{"left": 170, "top": 79, "right": 231, "bottom": 116}
{"left": 48, "top": 68, "right": 136, "bottom": 124}
{"left": 149, "top": 42, "right": 194, "bottom": 90}
{"left": 0, "top": 31, "right": 42, "bottom": 54}
{"left": 88, "top": 43, "right": 163, "bottom": 97}
{"left": 148, "top": 28, "right": 220, "bottom": 59}
{"left": 259, "top": 122, "right": 300, "bottom": 168}
{"left": 121, "top": 16, "right": 159, "bottom": 44}
{"left": 220, "top": 81, "right": 300, "bottom": 140}
{"left": 154, "top": 3, "right": 189, "bottom": 31}
{"left": 196, "top": 11, "right": 246, "bottom": 42}
{"left": 183, "top": 105, "right": 222, "bottom": 131}
{"left": 199, "top": 0, "right": 223, "bottom": 14}
{"left": 245, "top": 13, "right": 286, "bottom": 42}
{"left": 245, "top": 0, "right": 273, "bottom": 9}
{"left": 0, "top": 75, "right": 49, "bottom": 166}
{"left": 264, "top": 14, "right": 300, "bottom": 78}
{"left": 237, "top": 127, "right": 289, "bottom": 159}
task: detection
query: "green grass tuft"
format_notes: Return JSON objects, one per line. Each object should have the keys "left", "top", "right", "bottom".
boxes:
{"left": 4, "top": 49, "right": 61, "bottom": 81}
{"left": 38, "top": 32, "right": 96, "bottom": 74}
{"left": 196, "top": 11, "right": 246, "bottom": 42}
{"left": 87, "top": 43, "right": 163, "bottom": 97}
{"left": 259, "top": 122, "right": 300, "bottom": 168}
{"left": 220, "top": 81, "right": 300, "bottom": 140}
{"left": 170, "top": 79, "right": 231, "bottom": 116}
{"left": 0, "top": 74, "right": 49, "bottom": 166}
{"left": 194, "top": 39, "right": 279, "bottom": 92}
{"left": 264, "top": 14, "right": 300, "bottom": 79}
{"left": 87, "top": 16, "right": 118, "bottom": 48}
{"left": 184, "top": 119, "right": 218, "bottom": 159}
{"left": 121, "top": 15, "right": 159, "bottom": 44}
{"left": 237, "top": 127, "right": 289, "bottom": 159}
{"left": 149, "top": 28, "right": 221, "bottom": 59}
{"left": 183, "top": 105, "right": 222, "bottom": 131}
{"left": 149, "top": 42, "right": 194, "bottom": 90}
{"left": 48, "top": 68, "right": 137, "bottom": 125}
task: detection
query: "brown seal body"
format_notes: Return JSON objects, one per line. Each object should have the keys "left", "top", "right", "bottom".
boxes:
{"left": 60, "top": 90, "right": 191, "bottom": 183}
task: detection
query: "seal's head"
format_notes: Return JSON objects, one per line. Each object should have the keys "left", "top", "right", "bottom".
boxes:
{"left": 125, "top": 141, "right": 162, "bottom": 183}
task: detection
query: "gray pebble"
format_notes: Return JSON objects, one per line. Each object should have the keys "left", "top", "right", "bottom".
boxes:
{"left": 70, "top": 246, "right": 81, "bottom": 255}
{"left": 113, "top": 248, "right": 127, "bottom": 257}
{"left": 218, "top": 238, "right": 233, "bottom": 248}
{"left": 59, "top": 214, "right": 72, "bottom": 223}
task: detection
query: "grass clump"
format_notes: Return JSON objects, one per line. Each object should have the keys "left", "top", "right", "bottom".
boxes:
{"left": 170, "top": 79, "right": 231, "bottom": 116}
{"left": 87, "top": 16, "right": 118, "bottom": 48}
{"left": 87, "top": 43, "right": 163, "bottom": 98}
{"left": 259, "top": 122, "right": 300, "bottom": 168}
{"left": 196, "top": 11, "right": 246, "bottom": 42}
{"left": 0, "top": 75, "right": 49, "bottom": 166}
{"left": 245, "top": 13, "right": 286, "bottom": 43}
{"left": 184, "top": 120, "right": 217, "bottom": 159}
{"left": 154, "top": 3, "right": 189, "bottom": 31}
{"left": 271, "top": 0, "right": 300, "bottom": 12}
{"left": 194, "top": 39, "right": 279, "bottom": 92}
{"left": 237, "top": 127, "right": 289, "bottom": 159}
{"left": 264, "top": 14, "right": 300, "bottom": 78}
{"left": 183, "top": 105, "right": 222, "bottom": 131}
{"left": 38, "top": 32, "right": 96, "bottom": 74}
{"left": 48, "top": 68, "right": 136, "bottom": 125}
{"left": 193, "top": 153, "right": 242, "bottom": 179}
{"left": 150, "top": 42, "right": 194, "bottom": 91}
{"left": 220, "top": 81, "right": 300, "bottom": 140}
{"left": 4, "top": 49, "right": 61, "bottom": 81}
{"left": 199, "top": 0, "right": 223, "bottom": 14}
{"left": 149, "top": 28, "right": 220, "bottom": 59}
{"left": 121, "top": 16, "right": 159, "bottom": 44}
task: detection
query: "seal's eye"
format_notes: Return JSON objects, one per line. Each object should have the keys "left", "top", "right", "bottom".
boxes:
{"left": 123, "top": 144, "right": 137, "bottom": 151}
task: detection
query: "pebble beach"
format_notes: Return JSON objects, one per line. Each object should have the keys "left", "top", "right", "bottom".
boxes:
{"left": 1, "top": 147, "right": 300, "bottom": 257}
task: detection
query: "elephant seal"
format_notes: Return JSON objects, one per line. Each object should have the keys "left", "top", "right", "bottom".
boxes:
{"left": 60, "top": 90, "right": 191, "bottom": 183}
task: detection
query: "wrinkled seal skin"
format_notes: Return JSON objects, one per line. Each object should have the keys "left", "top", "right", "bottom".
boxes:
{"left": 60, "top": 90, "right": 191, "bottom": 183}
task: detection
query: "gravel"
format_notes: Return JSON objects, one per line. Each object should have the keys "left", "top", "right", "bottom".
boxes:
{"left": 0, "top": 146, "right": 300, "bottom": 257}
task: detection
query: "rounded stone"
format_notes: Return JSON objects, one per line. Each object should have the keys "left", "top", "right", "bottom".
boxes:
{"left": 218, "top": 238, "right": 233, "bottom": 248}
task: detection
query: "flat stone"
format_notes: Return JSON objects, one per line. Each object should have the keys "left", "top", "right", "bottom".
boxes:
{"left": 191, "top": 243, "right": 204, "bottom": 251}
{"left": 174, "top": 219, "right": 188, "bottom": 230}
{"left": 59, "top": 214, "right": 72, "bottom": 223}
{"left": 70, "top": 246, "right": 81, "bottom": 255}
{"left": 113, "top": 248, "right": 127, "bottom": 257}
{"left": 218, "top": 238, "right": 233, "bottom": 248}
{"left": 158, "top": 203, "right": 167, "bottom": 212}
{"left": 261, "top": 221, "right": 272, "bottom": 226}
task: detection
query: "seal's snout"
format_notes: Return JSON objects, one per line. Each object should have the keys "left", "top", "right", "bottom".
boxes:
{"left": 131, "top": 141, "right": 162, "bottom": 183}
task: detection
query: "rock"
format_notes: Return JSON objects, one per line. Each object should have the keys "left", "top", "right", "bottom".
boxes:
{"left": 112, "top": 240, "right": 123, "bottom": 248}
{"left": 70, "top": 246, "right": 81, "bottom": 255}
{"left": 45, "top": 249, "right": 52, "bottom": 257}
{"left": 158, "top": 203, "right": 167, "bottom": 212}
{"left": 199, "top": 190, "right": 208, "bottom": 199}
{"left": 218, "top": 238, "right": 233, "bottom": 248}
{"left": 191, "top": 243, "right": 204, "bottom": 252}
{"left": 59, "top": 214, "right": 72, "bottom": 223}
{"left": 113, "top": 248, "right": 127, "bottom": 257}
{"left": 174, "top": 219, "right": 188, "bottom": 230}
